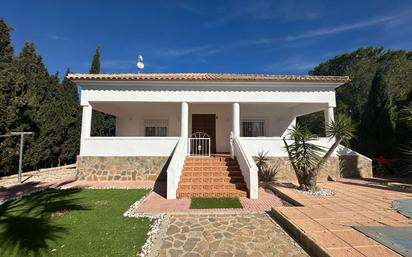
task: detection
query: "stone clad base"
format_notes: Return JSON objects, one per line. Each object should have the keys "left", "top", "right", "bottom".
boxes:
{"left": 262, "top": 155, "right": 372, "bottom": 183}
{"left": 76, "top": 156, "right": 170, "bottom": 181}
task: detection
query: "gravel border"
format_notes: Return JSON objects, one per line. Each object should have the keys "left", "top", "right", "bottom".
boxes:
{"left": 293, "top": 188, "right": 336, "bottom": 196}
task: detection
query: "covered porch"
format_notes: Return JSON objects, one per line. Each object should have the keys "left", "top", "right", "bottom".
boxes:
{"left": 79, "top": 101, "right": 336, "bottom": 156}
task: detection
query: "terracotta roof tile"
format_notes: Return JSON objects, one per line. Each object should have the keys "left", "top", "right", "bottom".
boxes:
{"left": 66, "top": 73, "right": 350, "bottom": 83}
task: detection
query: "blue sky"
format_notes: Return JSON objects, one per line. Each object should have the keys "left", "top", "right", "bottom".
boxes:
{"left": 2, "top": 0, "right": 412, "bottom": 76}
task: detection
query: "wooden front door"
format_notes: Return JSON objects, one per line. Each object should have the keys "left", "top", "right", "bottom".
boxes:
{"left": 192, "top": 114, "right": 216, "bottom": 153}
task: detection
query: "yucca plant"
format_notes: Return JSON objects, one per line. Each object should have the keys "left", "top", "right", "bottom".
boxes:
{"left": 283, "top": 114, "right": 355, "bottom": 191}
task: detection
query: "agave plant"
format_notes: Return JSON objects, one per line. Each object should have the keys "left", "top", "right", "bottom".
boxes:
{"left": 255, "top": 151, "right": 279, "bottom": 183}
{"left": 255, "top": 150, "right": 269, "bottom": 172}
{"left": 283, "top": 114, "right": 355, "bottom": 191}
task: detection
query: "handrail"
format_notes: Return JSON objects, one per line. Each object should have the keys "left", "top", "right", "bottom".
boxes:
{"left": 233, "top": 137, "right": 259, "bottom": 199}
{"left": 166, "top": 136, "right": 187, "bottom": 199}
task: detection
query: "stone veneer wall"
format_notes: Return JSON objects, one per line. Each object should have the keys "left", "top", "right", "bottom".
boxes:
{"left": 260, "top": 155, "right": 372, "bottom": 183}
{"left": 76, "top": 156, "right": 170, "bottom": 181}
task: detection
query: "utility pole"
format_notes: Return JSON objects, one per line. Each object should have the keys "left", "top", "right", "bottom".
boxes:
{"left": 0, "top": 131, "right": 33, "bottom": 183}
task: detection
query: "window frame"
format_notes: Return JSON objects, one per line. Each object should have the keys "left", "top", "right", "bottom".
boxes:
{"left": 240, "top": 118, "right": 266, "bottom": 137}
{"left": 144, "top": 118, "right": 169, "bottom": 137}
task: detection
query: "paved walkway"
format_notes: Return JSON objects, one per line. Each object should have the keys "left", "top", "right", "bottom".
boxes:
{"left": 272, "top": 180, "right": 412, "bottom": 257}
{"left": 150, "top": 213, "right": 308, "bottom": 257}
{"left": 135, "top": 184, "right": 286, "bottom": 214}
{"left": 0, "top": 164, "right": 76, "bottom": 188}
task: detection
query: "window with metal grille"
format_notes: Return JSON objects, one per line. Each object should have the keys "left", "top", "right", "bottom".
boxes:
{"left": 144, "top": 119, "right": 168, "bottom": 137}
{"left": 241, "top": 119, "right": 265, "bottom": 137}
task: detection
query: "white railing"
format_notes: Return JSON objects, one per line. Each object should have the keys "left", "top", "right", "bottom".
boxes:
{"left": 167, "top": 137, "right": 188, "bottom": 199}
{"left": 188, "top": 132, "right": 211, "bottom": 157}
{"left": 233, "top": 137, "right": 259, "bottom": 199}
{"left": 81, "top": 137, "right": 179, "bottom": 156}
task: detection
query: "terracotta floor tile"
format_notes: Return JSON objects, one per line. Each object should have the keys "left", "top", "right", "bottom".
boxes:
{"left": 334, "top": 230, "right": 380, "bottom": 247}
{"left": 300, "top": 209, "right": 333, "bottom": 219}
{"left": 355, "top": 246, "right": 400, "bottom": 257}
{"left": 291, "top": 218, "right": 327, "bottom": 233}
{"left": 327, "top": 247, "right": 365, "bottom": 257}
{"left": 280, "top": 209, "right": 309, "bottom": 219}
{"left": 308, "top": 231, "right": 350, "bottom": 248}
{"left": 315, "top": 218, "right": 353, "bottom": 231}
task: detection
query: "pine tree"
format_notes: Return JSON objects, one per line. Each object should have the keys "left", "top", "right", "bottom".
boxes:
{"left": 88, "top": 47, "right": 116, "bottom": 136}
{"left": 361, "top": 70, "right": 395, "bottom": 157}
{"left": 90, "top": 47, "right": 100, "bottom": 74}
{"left": 14, "top": 42, "right": 52, "bottom": 169}
{"left": 0, "top": 19, "right": 18, "bottom": 174}
{"left": 58, "top": 68, "right": 81, "bottom": 164}
{"left": 0, "top": 19, "right": 13, "bottom": 64}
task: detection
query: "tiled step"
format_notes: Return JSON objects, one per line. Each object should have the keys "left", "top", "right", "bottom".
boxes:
{"left": 180, "top": 176, "right": 245, "bottom": 183}
{"left": 182, "top": 165, "right": 240, "bottom": 171}
{"left": 181, "top": 170, "right": 243, "bottom": 177}
{"left": 176, "top": 156, "right": 248, "bottom": 199}
{"left": 176, "top": 189, "right": 247, "bottom": 198}
{"left": 178, "top": 182, "right": 247, "bottom": 191}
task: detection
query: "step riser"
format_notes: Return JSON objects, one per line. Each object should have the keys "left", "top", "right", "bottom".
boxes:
{"left": 183, "top": 166, "right": 240, "bottom": 171}
{"left": 180, "top": 177, "right": 244, "bottom": 183}
{"left": 177, "top": 192, "right": 247, "bottom": 198}
{"left": 178, "top": 184, "right": 247, "bottom": 191}
{"left": 177, "top": 156, "right": 247, "bottom": 199}
{"left": 181, "top": 171, "right": 242, "bottom": 177}
{"left": 185, "top": 161, "right": 238, "bottom": 166}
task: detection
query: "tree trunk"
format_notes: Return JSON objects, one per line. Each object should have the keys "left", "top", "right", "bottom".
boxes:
{"left": 305, "top": 170, "right": 318, "bottom": 191}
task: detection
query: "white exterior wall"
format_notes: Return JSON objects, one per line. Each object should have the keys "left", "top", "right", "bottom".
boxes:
{"left": 93, "top": 102, "right": 326, "bottom": 153}
{"left": 114, "top": 103, "right": 180, "bottom": 137}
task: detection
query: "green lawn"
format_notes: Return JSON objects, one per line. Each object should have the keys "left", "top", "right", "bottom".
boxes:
{"left": 190, "top": 197, "right": 243, "bottom": 209}
{"left": 0, "top": 188, "right": 151, "bottom": 257}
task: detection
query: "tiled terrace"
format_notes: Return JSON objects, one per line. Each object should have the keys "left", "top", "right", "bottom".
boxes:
{"left": 271, "top": 180, "right": 412, "bottom": 257}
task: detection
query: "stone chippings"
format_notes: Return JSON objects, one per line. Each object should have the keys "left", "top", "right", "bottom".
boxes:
{"left": 293, "top": 188, "right": 336, "bottom": 196}
{"left": 155, "top": 213, "right": 308, "bottom": 257}
{"left": 123, "top": 189, "right": 165, "bottom": 257}
{"left": 76, "top": 156, "right": 169, "bottom": 181}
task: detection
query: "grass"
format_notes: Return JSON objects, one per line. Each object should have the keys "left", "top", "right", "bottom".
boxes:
{"left": 0, "top": 188, "right": 151, "bottom": 257}
{"left": 190, "top": 197, "right": 243, "bottom": 209}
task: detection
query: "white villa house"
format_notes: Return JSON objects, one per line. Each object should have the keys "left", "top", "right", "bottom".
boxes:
{"left": 68, "top": 73, "right": 372, "bottom": 199}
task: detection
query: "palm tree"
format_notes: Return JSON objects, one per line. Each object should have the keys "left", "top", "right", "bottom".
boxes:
{"left": 283, "top": 114, "right": 355, "bottom": 191}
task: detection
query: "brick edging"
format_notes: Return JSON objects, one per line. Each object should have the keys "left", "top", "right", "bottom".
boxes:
{"left": 271, "top": 207, "right": 332, "bottom": 257}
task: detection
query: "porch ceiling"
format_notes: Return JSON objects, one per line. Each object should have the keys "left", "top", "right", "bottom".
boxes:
{"left": 90, "top": 102, "right": 326, "bottom": 117}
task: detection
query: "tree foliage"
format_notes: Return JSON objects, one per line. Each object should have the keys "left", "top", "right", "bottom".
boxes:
{"left": 309, "top": 47, "right": 412, "bottom": 158}
{"left": 0, "top": 20, "right": 81, "bottom": 175}
{"left": 89, "top": 47, "right": 100, "bottom": 74}
{"left": 88, "top": 47, "right": 116, "bottom": 136}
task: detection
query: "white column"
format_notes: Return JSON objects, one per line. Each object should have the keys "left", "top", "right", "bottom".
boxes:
{"left": 324, "top": 105, "right": 335, "bottom": 134}
{"left": 80, "top": 104, "right": 92, "bottom": 155}
{"left": 181, "top": 102, "right": 188, "bottom": 138}
{"left": 233, "top": 102, "right": 240, "bottom": 137}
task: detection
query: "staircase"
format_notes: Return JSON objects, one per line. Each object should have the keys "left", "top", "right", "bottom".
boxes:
{"left": 176, "top": 155, "right": 248, "bottom": 198}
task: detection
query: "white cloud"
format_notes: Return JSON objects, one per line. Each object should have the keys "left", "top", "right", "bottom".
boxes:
{"left": 156, "top": 45, "right": 215, "bottom": 57}
{"left": 264, "top": 59, "right": 318, "bottom": 74}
